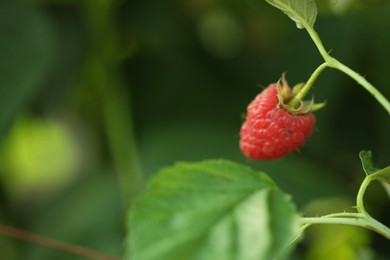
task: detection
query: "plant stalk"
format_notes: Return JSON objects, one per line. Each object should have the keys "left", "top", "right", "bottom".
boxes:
{"left": 301, "top": 215, "right": 390, "bottom": 240}
{"left": 301, "top": 216, "right": 390, "bottom": 239}
{"left": 304, "top": 25, "right": 331, "bottom": 61}
{"left": 288, "top": 62, "right": 328, "bottom": 108}
{"left": 298, "top": 175, "right": 390, "bottom": 240}
{"left": 304, "top": 25, "right": 390, "bottom": 115}
{"left": 83, "top": 0, "right": 143, "bottom": 206}
{"left": 0, "top": 224, "right": 122, "bottom": 260}
{"left": 327, "top": 58, "right": 390, "bottom": 115}
{"left": 356, "top": 175, "right": 372, "bottom": 215}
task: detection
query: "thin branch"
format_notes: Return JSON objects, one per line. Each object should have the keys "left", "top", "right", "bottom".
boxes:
{"left": 0, "top": 224, "right": 122, "bottom": 260}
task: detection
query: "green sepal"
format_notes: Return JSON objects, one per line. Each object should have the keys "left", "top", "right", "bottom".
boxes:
{"left": 276, "top": 74, "right": 325, "bottom": 115}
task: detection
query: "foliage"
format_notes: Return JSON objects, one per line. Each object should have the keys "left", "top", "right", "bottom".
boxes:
{"left": 126, "top": 160, "right": 299, "bottom": 260}
{"left": 0, "top": 0, "right": 56, "bottom": 137}
{"left": 0, "top": 0, "right": 390, "bottom": 259}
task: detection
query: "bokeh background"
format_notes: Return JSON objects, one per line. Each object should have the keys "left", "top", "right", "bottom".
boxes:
{"left": 0, "top": 0, "right": 390, "bottom": 259}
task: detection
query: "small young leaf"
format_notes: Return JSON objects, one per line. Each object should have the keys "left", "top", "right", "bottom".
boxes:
{"left": 359, "top": 150, "right": 390, "bottom": 185}
{"left": 359, "top": 150, "right": 379, "bottom": 176}
{"left": 265, "top": 0, "right": 318, "bottom": 29}
{"left": 126, "top": 160, "right": 300, "bottom": 260}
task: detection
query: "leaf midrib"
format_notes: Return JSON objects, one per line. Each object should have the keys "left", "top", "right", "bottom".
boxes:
{"left": 131, "top": 187, "right": 275, "bottom": 260}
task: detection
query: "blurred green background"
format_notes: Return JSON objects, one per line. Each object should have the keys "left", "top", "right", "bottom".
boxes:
{"left": 0, "top": 0, "right": 389, "bottom": 259}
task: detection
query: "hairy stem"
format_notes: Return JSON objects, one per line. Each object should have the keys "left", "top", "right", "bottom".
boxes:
{"left": 291, "top": 24, "right": 390, "bottom": 114}
{"left": 304, "top": 25, "right": 390, "bottom": 115}
{"left": 301, "top": 215, "right": 390, "bottom": 240}
{"left": 301, "top": 216, "right": 368, "bottom": 228}
{"left": 304, "top": 25, "right": 331, "bottom": 61}
{"left": 297, "top": 175, "right": 390, "bottom": 241}
{"left": 328, "top": 58, "right": 390, "bottom": 115}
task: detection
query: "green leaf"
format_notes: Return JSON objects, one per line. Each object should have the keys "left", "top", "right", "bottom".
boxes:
{"left": 359, "top": 150, "right": 379, "bottom": 176}
{"left": 359, "top": 150, "right": 390, "bottom": 185}
{"left": 264, "top": 0, "right": 318, "bottom": 29}
{"left": 126, "top": 159, "right": 299, "bottom": 260}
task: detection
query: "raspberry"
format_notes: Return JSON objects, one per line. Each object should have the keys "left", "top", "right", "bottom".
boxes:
{"left": 240, "top": 79, "right": 316, "bottom": 160}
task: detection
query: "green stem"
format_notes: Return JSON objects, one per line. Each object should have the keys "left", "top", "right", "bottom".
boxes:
{"left": 296, "top": 175, "right": 390, "bottom": 241}
{"left": 292, "top": 212, "right": 364, "bottom": 245}
{"left": 321, "top": 212, "right": 365, "bottom": 219}
{"left": 304, "top": 25, "right": 331, "bottom": 61}
{"left": 328, "top": 58, "right": 390, "bottom": 115}
{"left": 101, "top": 83, "right": 143, "bottom": 204}
{"left": 301, "top": 216, "right": 369, "bottom": 228}
{"left": 83, "top": 1, "right": 143, "bottom": 206}
{"left": 304, "top": 25, "right": 390, "bottom": 115}
{"left": 301, "top": 215, "right": 390, "bottom": 240}
{"left": 356, "top": 175, "right": 372, "bottom": 215}
{"left": 289, "top": 62, "right": 328, "bottom": 108}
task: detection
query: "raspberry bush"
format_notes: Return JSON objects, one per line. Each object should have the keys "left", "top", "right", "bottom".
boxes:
{"left": 0, "top": 0, "right": 389, "bottom": 259}
{"left": 127, "top": 0, "right": 390, "bottom": 259}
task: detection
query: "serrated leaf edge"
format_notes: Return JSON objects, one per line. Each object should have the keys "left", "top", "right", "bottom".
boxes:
{"left": 126, "top": 160, "right": 300, "bottom": 260}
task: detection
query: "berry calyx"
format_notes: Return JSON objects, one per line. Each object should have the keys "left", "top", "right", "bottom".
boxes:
{"left": 240, "top": 75, "right": 319, "bottom": 160}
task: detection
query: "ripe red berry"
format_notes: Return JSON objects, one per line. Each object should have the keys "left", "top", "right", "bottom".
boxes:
{"left": 240, "top": 80, "right": 316, "bottom": 160}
